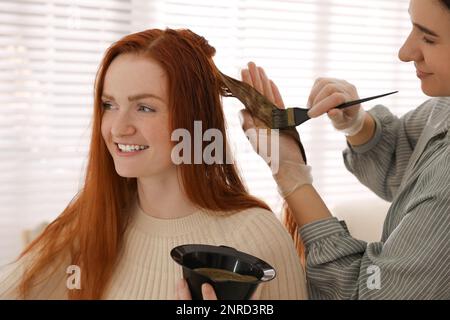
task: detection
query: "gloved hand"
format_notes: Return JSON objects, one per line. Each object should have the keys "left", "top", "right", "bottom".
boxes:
{"left": 239, "top": 62, "right": 313, "bottom": 198}
{"left": 307, "top": 77, "right": 366, "bottom": 136}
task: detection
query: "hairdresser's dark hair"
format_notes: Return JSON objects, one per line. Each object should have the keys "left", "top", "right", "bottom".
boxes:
{"left": 440, "top": 0, "right": 450, "bottom": 10}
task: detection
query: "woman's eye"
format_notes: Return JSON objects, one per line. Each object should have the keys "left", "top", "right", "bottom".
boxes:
{"left": 101, "top": 102, "right": 113, "bottom": 110}
{"left": 138, "top": 105, "right": 155, "bottom": 113}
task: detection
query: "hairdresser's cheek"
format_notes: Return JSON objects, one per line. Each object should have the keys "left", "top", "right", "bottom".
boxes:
{"left": 438, "top": 55, "right": 450, "bottom": 95}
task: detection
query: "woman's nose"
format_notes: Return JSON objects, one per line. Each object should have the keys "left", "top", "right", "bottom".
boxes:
{"left": 111, "top": 114, "right": 136, "bottom": 137}
{"left": 398, "top": 32, "right": 422, "bottom": 63}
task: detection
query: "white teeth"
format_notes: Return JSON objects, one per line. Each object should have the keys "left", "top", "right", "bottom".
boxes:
{"left": 117, "top": 144, "right": 149, "bottom": 152}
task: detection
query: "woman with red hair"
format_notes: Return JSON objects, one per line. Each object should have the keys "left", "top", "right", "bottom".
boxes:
{"left": 0, "top": 28, "right": 307, "bottom": 300}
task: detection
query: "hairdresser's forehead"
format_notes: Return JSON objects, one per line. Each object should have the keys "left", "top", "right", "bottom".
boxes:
{"left": 409, "top": 0, "right": 450, "bottom": 38}
{"left": 103, "top": 53, "right": 168, "bottom": 102}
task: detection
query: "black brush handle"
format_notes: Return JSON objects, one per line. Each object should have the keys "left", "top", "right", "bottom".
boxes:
{"left": 335, "top": 91, "right": 398, "bottom": 109}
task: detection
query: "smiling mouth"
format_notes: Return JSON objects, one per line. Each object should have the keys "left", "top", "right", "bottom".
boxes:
{"left": 115, "top": 143, "right": 149, "bottom": 155}
{"left": 416, "top": 70, "right": 433, "bottom": 78}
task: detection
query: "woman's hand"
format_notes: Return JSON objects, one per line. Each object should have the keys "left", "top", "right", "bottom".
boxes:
{"left": 176, "top": 279, "right": 217, "bottom": 300}
{"left": 307, "top": 77, "right": 366, "bottom": 136}
{"left": 239, "top": 62, "right": 313, "bottom": 198}
{"left": 175, "top": 279, "right": 262, "bottom": 300}
{"left": 239, "top": 62, "right": 305, "bottom": 165}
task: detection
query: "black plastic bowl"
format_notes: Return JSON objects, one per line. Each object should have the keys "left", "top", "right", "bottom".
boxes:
{"left": 170, "top": 244, "right": 276, "bottom": 300}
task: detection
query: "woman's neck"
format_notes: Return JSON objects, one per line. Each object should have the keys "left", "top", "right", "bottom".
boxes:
{"left": 136, "top": 169, "right": 198, "bottom": 219}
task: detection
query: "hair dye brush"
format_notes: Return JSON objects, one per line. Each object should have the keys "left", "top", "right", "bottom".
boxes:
{"left": 218, "top": 71, "right": 307, "bottom": 163}
{"left": 271, "top": 91, "right": 398, "bottom": 129}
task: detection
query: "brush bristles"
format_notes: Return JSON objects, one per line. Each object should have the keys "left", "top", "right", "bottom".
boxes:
{"left": 272, "top": 109, "right": 295, "bottom": 128}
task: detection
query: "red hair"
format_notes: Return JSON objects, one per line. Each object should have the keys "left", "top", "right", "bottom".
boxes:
{"left": 17, "top": 28, "right": 271, "bottom": 299}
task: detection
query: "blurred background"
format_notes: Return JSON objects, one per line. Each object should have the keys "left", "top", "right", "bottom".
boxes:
{"left": 0, "top": 0, "right": 427, "bottom": 265}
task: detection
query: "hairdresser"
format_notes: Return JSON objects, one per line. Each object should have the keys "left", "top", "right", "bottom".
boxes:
{"left": 238, "top": 0, "right": 450, "bottom": 299}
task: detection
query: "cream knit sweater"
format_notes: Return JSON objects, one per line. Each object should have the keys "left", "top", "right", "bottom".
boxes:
{"left": 0, "top": 200, "right": 308, "bottom": 300}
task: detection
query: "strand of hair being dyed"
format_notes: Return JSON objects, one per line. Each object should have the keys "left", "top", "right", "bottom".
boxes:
{"left": 218, "top": 71, "right": 307, "bottom": 265}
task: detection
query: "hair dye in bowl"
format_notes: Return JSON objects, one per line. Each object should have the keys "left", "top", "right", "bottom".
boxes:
{"left": 171, "top": 244, "right": 276, "bottom": 300}
{"left": 193, "top": 267, "right": 259, "bottom": 282}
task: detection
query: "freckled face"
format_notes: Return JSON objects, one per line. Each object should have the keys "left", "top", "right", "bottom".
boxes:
{"left": 100, "top": 54, "right": 175, "bottom": 178}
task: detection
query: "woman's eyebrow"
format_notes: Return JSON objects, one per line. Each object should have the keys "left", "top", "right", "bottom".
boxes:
{"left": 413, "top": 22, "right": 439, "bottom": 37}
{"left": 101, "top": 93, "right": 164, "bottom": 102}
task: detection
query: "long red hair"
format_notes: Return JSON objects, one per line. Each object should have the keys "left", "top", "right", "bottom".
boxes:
{"left": 17, "top": 28, "right": 272, "bottom": 299}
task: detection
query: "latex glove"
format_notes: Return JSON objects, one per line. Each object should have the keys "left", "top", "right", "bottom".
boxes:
{"left": 239, "top": 62, "right": 313, "bottom": 198}
{"left": 307, "top": 77, "right": 366, "bottom": 136}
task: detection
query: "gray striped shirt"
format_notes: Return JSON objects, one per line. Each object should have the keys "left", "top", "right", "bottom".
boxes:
{"left": 299, "top": 97, "right": 450, "bottom": 299}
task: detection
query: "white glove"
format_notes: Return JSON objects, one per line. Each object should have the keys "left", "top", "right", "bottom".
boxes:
{"left": 273, "top": 160, "right": 313, "bottom": 198}
{"left": 328, "top": 106, "right": 366, "bottom": 136}
{"left": 240, "top": 111, "right": 313, "bottom": 199}
{"left": 239, "top": 62, "right": 313, "bottom": 198}
{"left": 307, "top": 78, "right": 366, "bottom": 136}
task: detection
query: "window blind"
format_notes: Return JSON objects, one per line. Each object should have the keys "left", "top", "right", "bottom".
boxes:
{"left": 0, "top": 0, "right": 133, "bottom": 265}
{"left": 0, "top": 0, "right": 427, "bottom": 265}
{"left": 142, "top": 0, "right": 427, "bottom": 210}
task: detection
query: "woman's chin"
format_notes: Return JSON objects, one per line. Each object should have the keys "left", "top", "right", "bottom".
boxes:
{"left": 117, "top": 173, "right": 138, "bottom": 178}
{"left": 114, "top": 162, "right": 175, "bottom": 180}
{"left": 115, "top": 167, "right": 139, "bottom": 178}
{"left": 421, "top": 80, "right": 450, "bottom": 97}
